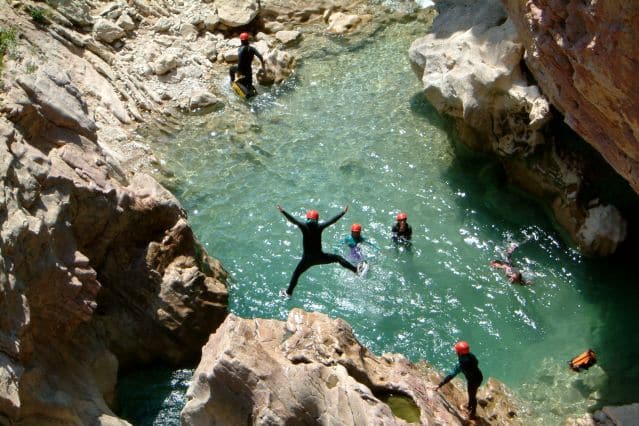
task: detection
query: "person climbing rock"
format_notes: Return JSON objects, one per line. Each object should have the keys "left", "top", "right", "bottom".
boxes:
{"left": 391, "top": 212, "right": 412, "bottom": 244}
{"left": 436, "top": 340, "right": 484, "bottom": 420}
{"left": 489, "top": 242, "right": 530, "bottom": 285}
{"left": 277, "top": 205, "right": 358, "bottom": 297}
{"left": 229, "top": 32, "right": 265, "bottom": 98}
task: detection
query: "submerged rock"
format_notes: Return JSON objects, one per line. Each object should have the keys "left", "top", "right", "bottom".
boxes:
{"left": 182, "top": 309, "right": 523, "bottom": 425}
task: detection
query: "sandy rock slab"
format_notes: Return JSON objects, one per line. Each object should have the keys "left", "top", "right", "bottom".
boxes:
{"left": 182, "top": 309, "right": 523, "bottom": 425}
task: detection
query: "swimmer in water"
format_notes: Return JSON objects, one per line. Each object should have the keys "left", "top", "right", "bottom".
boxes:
{"left": 489, "top": 242, "right": 531, "bottom": 285}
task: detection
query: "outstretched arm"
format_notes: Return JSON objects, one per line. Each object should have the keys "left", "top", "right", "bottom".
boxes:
{"left": 436, "top": 364, "right": 461, "bottom": 390}
{"left": 321, "top": 206, "right": 348, "bottom": 229}
{"left": 277, "top": 205, "right": 303, "bottom": 227}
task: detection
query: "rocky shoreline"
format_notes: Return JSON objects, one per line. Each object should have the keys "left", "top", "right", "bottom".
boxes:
{"left": 1, "top": 0, "right": 637, "bottom": 424}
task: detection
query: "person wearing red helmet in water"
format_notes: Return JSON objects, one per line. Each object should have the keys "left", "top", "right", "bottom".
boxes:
{"left": 435, "top": 341, "right": 484, "bottom": 420}
{"left": 277, "top": 205, "right": 358, "bottom": 297}
{"left": 340, "top": 223, "right": 379, "bottom": 272}
{"left": 391, "top": 212, "right": 412, "bottom": 244}
{"left": 229, "top": 32, "right": 265, "bottom": 98}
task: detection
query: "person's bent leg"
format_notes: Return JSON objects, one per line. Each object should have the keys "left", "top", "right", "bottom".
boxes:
{"left": 321, "top": 253, "right": 357, "bottom": 274}
{"left": 287, "top": 258, "right": 312, "bottom": 295}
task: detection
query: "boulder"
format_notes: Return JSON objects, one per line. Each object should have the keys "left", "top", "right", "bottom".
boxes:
{"left": 116, "top": 13, "right": 136, "bottom": 31}
{"left": 216, "top": 0, "right": 259, "bottom": 27}
{"left": 327, "top": 12, "right": 361, "bottom": 34}
{"left": 264, "top": 20, "right": 285, "bottom": 33}
{"left": 409, "top": 0, "right": 550, "bottom": 156}
{"left": 152, "top": 52, "right": 180, "bottom": 75}
{"left": 182, "top": 309, "right": 523, "bottom": 425}
{"left": 181, "top": 90, "right": 222, "bottom": 110}
{"left": 275, "top": 29, "right": 301, "bottom": 45}
{"left": 576, "top": 204, "right": 627, "bottom": 257}
{"left": 258, "top": 49, "right": 295, "bottom": 85}
{"left": 93, "top": 18, "right": 127, "bottom": 43}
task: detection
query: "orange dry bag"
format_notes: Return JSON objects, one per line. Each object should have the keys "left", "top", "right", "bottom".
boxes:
{"left": 569, "top": 349, "right": 597, "bottom": 372}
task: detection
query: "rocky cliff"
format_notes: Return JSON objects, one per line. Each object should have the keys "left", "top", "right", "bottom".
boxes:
{"left": 182, "top": 309, "right": 523, "bottom": 425}
{"left": 502, "top": 0, "right": 639, "bottom": 197}
{"left": 0, "top": 1, "right": 236, "bottom": 423}
{"left": 408, "top": 0, "right": 628, "bottom": 256}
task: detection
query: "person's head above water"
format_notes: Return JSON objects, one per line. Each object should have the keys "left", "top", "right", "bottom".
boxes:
{"left": 454, "top": 340, "right": 470, "bottom": 355}
{"left": 306, "top": 210, "right": 319, "bottom": 221}
{"left": 351, "top": 223, "right": 362, "bottom": 237}
{"left": 396, "top": 212, "right": 409, "bottom": 232}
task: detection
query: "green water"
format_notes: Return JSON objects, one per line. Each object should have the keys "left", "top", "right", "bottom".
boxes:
{"left": 118, "top": 18, "right": 639, "bottom": 425}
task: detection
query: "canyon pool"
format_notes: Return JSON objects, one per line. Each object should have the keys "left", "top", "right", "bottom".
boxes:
{"left": 117, "top": 16, "right": 639, "bottom": 425}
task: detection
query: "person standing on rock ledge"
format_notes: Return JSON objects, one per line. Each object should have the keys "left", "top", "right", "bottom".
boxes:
{"left": 435, "top": 340, "right": 484, "bottom": 420}
{"left": 229, "top": 32, "right": 265, "bottom": 98}
{"left": 277, "top": 205, "right": 358, "bottom": 297}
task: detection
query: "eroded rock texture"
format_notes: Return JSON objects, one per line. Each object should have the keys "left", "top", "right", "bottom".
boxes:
{"left": 0, "top": 37, "right": 228, "bottom": 426}
{"left": 182, "top": 309, "right": 523, "bottom": 425}
{"left": 408, "top": 0, "right": 627, "bottom": 256}
{"left": 502, "top": 0, "right": 639, "bottom": 196}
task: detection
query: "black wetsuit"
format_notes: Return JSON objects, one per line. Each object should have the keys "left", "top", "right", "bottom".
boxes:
{"left": 439, "top": 353, "right": 484, "bottom": 417}
{"left": 229, "top": 43, "right": 263, "bottom": 93}
{"left": 391, "top": 222, "right": 413, "bottom": 243}
{"left": 280, "top": 209, "right": 357, "bottom": 296}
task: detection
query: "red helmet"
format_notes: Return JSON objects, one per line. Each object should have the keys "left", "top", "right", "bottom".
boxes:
{"left": 351, "top": 223, "right": 362, "bottom": 233}
{"left": 239, "top": 32, "right": 250, "bottom": 41}
{"left": 396, "top": 212, "right": 407, "bottom": 221}
{"left": 306, "top": 210, "right": 319, "bottom": 220}
{"left": 454, "top": 341, "right": 470, "bottom": 355}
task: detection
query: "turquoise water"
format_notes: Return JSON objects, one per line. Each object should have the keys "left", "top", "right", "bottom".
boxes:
{"left": 118, "top": 18, "right": 639, "bottom": 425}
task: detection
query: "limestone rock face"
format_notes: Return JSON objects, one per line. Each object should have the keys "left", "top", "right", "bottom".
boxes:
{"left": 408, "top": 0, "right": 627, "bottom": 256}
{"left": 502, "top": 0, "right": 639, "bottom": 196}
{"left": 409, "top": 0, "right": 550, "bottom": 156}
{"left": 0, "top": 49, "right": 228, "bottom": 426}
{"left": 181, "top": 309, "right": 523, "bottom": 425}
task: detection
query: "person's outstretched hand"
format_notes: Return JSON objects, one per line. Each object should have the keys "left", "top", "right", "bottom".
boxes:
{"left": 344, "top": 205, "right": 349, "bottom": 213}
{"left": 277, "top": 204, "right": 283, "bottom": 212}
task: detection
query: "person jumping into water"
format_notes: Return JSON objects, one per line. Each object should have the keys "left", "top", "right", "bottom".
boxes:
{"left": 489, "top": 242, "right": 530, "bottom": 285}
{"left": 277, "top": 205, "right": 358, "bottom": 297}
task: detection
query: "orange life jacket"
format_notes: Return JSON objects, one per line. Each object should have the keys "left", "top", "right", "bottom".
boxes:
{"left": 569, "top": 349, "right": 597, "bottom": 372}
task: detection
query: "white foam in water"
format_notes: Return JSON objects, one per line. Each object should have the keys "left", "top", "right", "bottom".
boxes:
{"left": 415, "top": 0, "right": 435, "bottom": 8}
